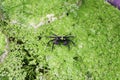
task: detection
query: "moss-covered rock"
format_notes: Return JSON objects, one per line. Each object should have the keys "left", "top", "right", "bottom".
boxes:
{"left": 0, "top": 0, "right": 120, "bottom": 80}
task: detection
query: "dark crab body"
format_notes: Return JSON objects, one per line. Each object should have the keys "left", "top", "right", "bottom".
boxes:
{"left": 106, "top": 0, "right": 120, "bottom": 9}
{"left": 47, "top": 34, "right": 75, "bottom": 50}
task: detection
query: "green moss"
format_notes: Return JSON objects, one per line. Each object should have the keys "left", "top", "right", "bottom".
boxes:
{"left": 0, "top": 0, "right": 120, "bottom": 80}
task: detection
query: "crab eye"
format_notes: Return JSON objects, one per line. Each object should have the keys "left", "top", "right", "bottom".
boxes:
{"left": 57, "top": 37, "right": 60, "bottom": 40}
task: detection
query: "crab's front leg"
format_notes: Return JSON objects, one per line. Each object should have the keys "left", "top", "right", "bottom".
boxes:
{"left": 47, "top": 39, "right": 58, "bottom": 50}
{"left": 47, "top": 39, "right": 54, "bottom": 46}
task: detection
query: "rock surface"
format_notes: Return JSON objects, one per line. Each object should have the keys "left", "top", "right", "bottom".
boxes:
{"left": 106, "top": 0, "right": 120, "bottom": 9}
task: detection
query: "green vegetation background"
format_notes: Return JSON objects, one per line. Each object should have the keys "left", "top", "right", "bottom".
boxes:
{"left": 0, "top": 0, "right": 120, "bottom": 80}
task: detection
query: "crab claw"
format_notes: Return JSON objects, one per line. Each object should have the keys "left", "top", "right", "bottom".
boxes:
{"left": 63, "top": 41, "right": 68, "bottom": 45}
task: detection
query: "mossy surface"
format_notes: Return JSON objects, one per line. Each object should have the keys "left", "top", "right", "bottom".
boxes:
{"left": 0, "top": 32, "right": 6, "bottom": 56}
{"left": 0, "top": 0, "right": 120, "bottom": 80}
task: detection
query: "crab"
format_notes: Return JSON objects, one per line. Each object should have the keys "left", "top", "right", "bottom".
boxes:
{"left": 47, "top": 34, "right": 75, "bottom": 50}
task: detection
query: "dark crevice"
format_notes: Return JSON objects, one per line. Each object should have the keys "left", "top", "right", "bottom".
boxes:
{"left": 17, "top": 39, "right": 24, "bottom": 45}
{"left": 37, "top": 36, "right": 42, "bottom": 40}
{"left": 8, "top": 36, "right": 15, "bottom": 42}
